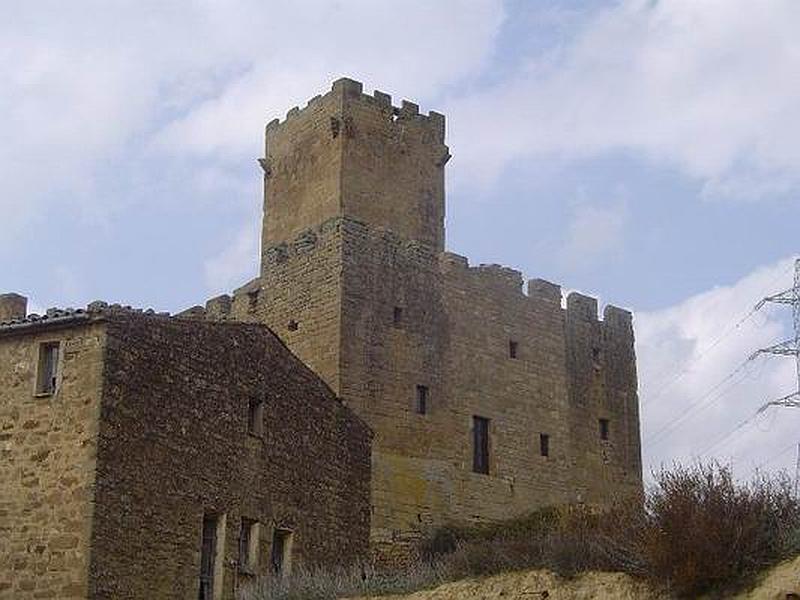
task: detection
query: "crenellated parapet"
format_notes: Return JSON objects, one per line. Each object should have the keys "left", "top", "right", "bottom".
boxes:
{"left": 264, "top": 78, "right": 446, "bottom": 152}
{"left": 261, "top": 78, "right": 449, "bottom": 260}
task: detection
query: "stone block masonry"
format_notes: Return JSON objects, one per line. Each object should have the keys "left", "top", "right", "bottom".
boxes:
{"left": 0, "top": 321, "right": 105, "bottom": 599}
{"left": 202, "top": 77, "right": 643, "bottom": 559}
{"left": 0, "top": 307, "right": 372, "bottom": 599}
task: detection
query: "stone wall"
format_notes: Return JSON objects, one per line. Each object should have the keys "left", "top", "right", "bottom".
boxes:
{"left": 337, "top": 226, "right": 640, "bottom": 553}
{"left": 206, "top": 77, "right": 642, "bottom": 556}
{"left": 90, "top": 314, "right": 372, "bottom": 600}
{"left": 261, "top": 78, "right": 447, "bottom": 253}
{"left": 0, "top": 322, "right": 106, "bottom": 600}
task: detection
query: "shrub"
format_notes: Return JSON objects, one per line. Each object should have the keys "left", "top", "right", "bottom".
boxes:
{"left": 240, "top": 463, "right": 800, "bottom": 599}
{"left": 639, "top": 463, "right": 800, "bottom": 596}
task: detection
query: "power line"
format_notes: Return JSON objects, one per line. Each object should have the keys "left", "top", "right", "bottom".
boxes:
{"left": 642, "top": 261, "right": 794, "bottom": 408}
{"left": 646, "top": 357, "right": 756, "bottom": 448}
{"left": 696, "top": 408, "right": 763, "bottom": 458}
{"left": 745, "top": 258, "right": 800, "bottom": 485}
{"left": 747, "top": 440, "right": 798, "bottom": 478}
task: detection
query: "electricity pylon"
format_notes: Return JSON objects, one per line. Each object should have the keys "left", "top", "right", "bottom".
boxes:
{"left": 753, "top": 258, "right": 800, "bottom": 410}
{"left": 753, "top": 258, "right": 800, "bottom": 495}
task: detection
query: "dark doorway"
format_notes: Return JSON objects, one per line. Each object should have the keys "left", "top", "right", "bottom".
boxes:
{"left": 271, "top": 528, "right": 293, "bottom": 575}
{"left": 198, "top": 515, "right": 217, "bottom": 600}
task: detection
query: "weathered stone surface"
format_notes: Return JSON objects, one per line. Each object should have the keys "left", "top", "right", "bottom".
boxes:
{"left": 215, "top": 78, "right": 643, "bottom": 558}
{"left": 0, "top": 313, "right": 371, "bottom": 600}
{"left": 0, "top": 323, "right": 106, "bottom": 600}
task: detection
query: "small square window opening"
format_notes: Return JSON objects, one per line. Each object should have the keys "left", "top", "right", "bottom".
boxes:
{"left": 599, "top": 418, "right": 610, "bottom": 441}
{"left": 509, "top": 340, "right": 518, "bottom": 359}
{"left": 393, "top": 306, "right": 404, "bottom": 326}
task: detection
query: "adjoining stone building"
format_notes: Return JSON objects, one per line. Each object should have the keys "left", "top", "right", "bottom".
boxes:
{"left": 0, "top": 297, "right": 371, "bottom": 600}
{"left": 193, "top": 78, "right": 643, "bottom": 556}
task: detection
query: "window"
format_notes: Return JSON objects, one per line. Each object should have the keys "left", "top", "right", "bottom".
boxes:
{"left": 287, "top": 319, "right": 299, "bottom": 331}
{"left": 509, "top": 340, "right": 518, "bottom": 359}
{"left": 271, "top": 529, "right": 293, "bottom": 576}
{"left": 35, "top": 342, "right": 60, "bottom": 396}
{"left": 248, "top": 400, "right": 264, "bottom": 437}
{"left": 198, "top": 513, "right": 225, "bottom": 600}
{"left": 239, "top": 518, "right": 258, "bottom": 572}
{"left": 540, "top": 433, "right": 550, "bottom": 457}
{"left": 472, "top": 416, "right": 490, "bottom": 474}
{"left": 393, "top": 306, "right": 404, "bottom": 326}
{"left": 415, "top": 385, "right": 428, "bottom": 415}
{"left": 599, "top": 418, "right": 610, "bottom": 441}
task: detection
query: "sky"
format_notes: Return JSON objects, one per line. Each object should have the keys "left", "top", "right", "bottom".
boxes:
{"left": 3, "top": 0, "right": 800, "bottom": 480}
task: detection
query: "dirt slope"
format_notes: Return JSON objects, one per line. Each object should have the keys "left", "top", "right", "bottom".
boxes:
{"left": 353, "top": 555, "right": 800, "bottom": 600}
{"left": 730, "top": 555, "right": 800, "bottom": 599}
{"left": 352, "top": 569, "right": 661, "bottom": 600}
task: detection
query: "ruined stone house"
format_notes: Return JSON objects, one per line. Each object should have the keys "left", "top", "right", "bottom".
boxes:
{"left": 0, "top": 300, "right": 371, "bottom": 599}
{"left": 0, "top": 77, "right": 642, "bottom": 598}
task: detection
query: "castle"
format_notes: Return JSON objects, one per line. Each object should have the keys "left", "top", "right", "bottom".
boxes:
{"left": 0, "top": 78, "right": 641, "bottom": 599}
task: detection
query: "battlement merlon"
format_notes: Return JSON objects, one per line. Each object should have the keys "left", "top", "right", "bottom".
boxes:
{"left": 566, "top": 291, "right": 633, "bottom": 327}
{"left": 264, "top": 78, "right": 446, "bottom": 151}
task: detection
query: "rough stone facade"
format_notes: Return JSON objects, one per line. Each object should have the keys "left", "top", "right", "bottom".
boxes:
{"left": 0, "top": 318, "right": 105, "bottom": 599}
{"left": 0, "top": 308, "right": 371, "bottom": 599}
{"left": 199, "top": 78, "right": 643, "bottom": 555}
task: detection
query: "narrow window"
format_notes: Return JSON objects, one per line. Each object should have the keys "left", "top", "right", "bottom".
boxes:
{"left": 239, "top": 518, "right": 258, "bottom": 572}
{"left": 247, "top": 399, "right": 264, "bottom": 437}
{"left": 509, "top": 340, "right": 518, "bottom": 359}
{"left": 199, "top": 515, "right": 220, "bottom": 600}
{"left": 35, "top": 342, "right": 60, "bottom": 396}
{"left": 599, "top": 418, "right": 610, "bottom": 441}
{"left": 472, "top": 416, "right": 490, "bottom": 475}
{"left": 540, "top": 433, "right": 550, "bottom": 457}
{"left": 271, "top": 529, "right": 293, "bottom": 576}
{"left": 415, "top": 385, "right": 428, "bottom": 415}
{"left": 287, "top": 319, "right": 299, "bottom": 331}
{"left": 393, "top": 306, "right": 404, "bottom": 326}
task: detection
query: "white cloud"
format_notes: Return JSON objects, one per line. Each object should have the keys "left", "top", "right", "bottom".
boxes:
{"left": 204, "top": 219, "right": 260, "bottom": 294}
{"left": 637, "top": 257, "right": 800, "bottom": 478}
{"left": 446, "top": 0, "right": 800, "bottom": 199}
{"left": 0, "top": 0, "right": 504, "bottom": 239}
{"left": 560, "top": 199, "right": 628, "bottom": 269}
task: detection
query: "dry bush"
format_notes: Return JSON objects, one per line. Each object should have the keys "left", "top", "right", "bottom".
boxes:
{"left": 421, "top": 463, "right": 800, "bottom": 598}
{"left": 639, "top": 463, "right": 800, "bottom": 597}
{"left": 241, "top": 463, "right": 800, "bottom": 599}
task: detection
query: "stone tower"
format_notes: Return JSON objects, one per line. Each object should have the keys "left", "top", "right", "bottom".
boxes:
{"left": 260, "top": 77, "right": 447, "bottom": 254}
{"left": 218, "top": 77, "right": 642, "bottom": 557}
